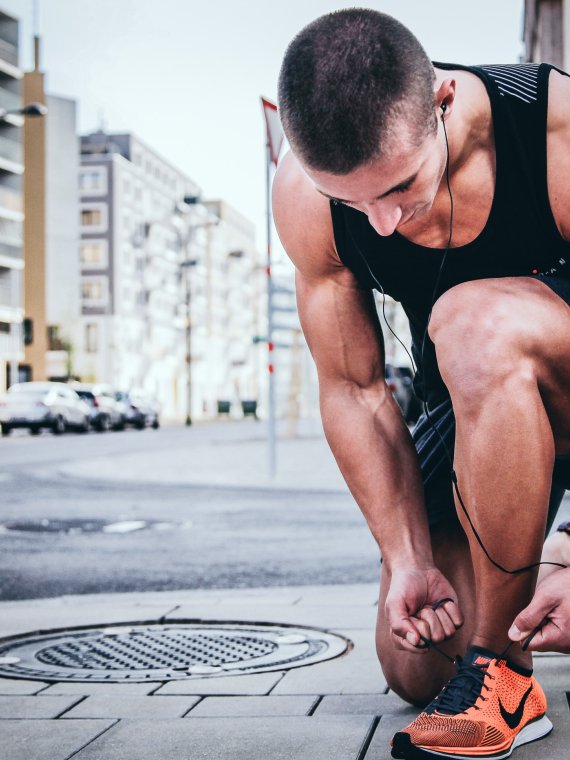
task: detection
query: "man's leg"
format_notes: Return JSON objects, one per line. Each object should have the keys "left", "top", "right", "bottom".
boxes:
{"left": 376, "top": 520, "right": 476, "bottom": 705}
{"left": 429, "top": 277, "right": 570, "bottom": 667}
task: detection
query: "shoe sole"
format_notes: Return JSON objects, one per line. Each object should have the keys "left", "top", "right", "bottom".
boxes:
{"left": 391, "top": 714, "right": 553, "bottom": 759}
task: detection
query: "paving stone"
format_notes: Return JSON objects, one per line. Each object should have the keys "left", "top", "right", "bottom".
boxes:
{"left": 0, "top": 694, "right": 82, "bottom": 719}
{"left": 155, "top": 671, "right": 286, "bottom": 696}
{"left": 63, "top": 694, "right": 200, "bottom": 719}
{"left": 73, "top": 715, "right": 375, "bottom": 760}
{"left": 0, "top": 678, "right": 49, "bottom": 695}
{"left": 363, "top": 714, "right": 411, "bottom": 759}
{"left": 316, "top": 693, "right": 418, "bottom": 719}
{"left": 166, "top": 603, "right": 377, "bottom": 630}
{"left": 532, "top": 655, "right": 570, "bottom": 689}
{"left": 272, "top": 631, "right": 387, "bottom": 695}
{"left": 40, "top": 682, "right": 159, "bottom": 696}
{"left": 0, "top": 719, "right": 115, "bottom": 760}
{"left": 186, "top": 695, "right": 317, "bottom": 717}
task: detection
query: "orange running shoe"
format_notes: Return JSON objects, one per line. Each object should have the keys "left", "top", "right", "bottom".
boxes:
{"left": 391, "top": 646, "right": 552, "bottom": 759}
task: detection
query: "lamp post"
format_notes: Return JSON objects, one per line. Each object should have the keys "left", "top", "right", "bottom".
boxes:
{"left": 174, "top": 196, "right": 218, "bottom": 427}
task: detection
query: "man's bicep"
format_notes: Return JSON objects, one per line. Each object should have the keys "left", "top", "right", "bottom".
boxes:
{"left": 295, "top": 268, "right": 386, "bottom": 387}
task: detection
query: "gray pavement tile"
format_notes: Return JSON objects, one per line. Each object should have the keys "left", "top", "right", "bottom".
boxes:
{"left": 363, "top": 714, "right": 412, "bottom": 759}
{"left": 62, "top": 694, "right": 200, "bottom": 719}
{"left": 316, "top": 693, "right": 418, "bottom": 719}
{"left": 73, "top": 715, "right": 375, "bottom": 760}
{"left": 0, "top": 694, "right": 82, "bottom": 719}
{"left": 41, "top": 682, "right": 159, "bottom": 696}
{"left": 0, "top": 678, "right": 50, "bottom": 695}
{"left": 216, "top": 591, "right": 303, "bottom": 606}
{"left": 155, "top": 671, "right": 286, "bottom": 696}
{"left": 0, "top": 718, "right": 115, "bottom": 760}
{"left": 166, "top": 600, "right": 376, "bottom": 630}
{"left": 166, "top": 603, "right": 377, "bottom": 630}
{"left": 186, "top": 695, "right": 317, "bottom": 717}
{"left": 532, "top": 655, "right": 570, "bottom": 690}
{"left": 272, "top": 631, "right": 387, "bottom": 695}
{"left": 295, "top": 585, "right": 378, "bottom": 607}
{"left": 0, "top": 604, "right": 175, "bottom": 638}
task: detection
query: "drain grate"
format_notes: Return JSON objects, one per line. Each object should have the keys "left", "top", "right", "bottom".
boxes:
{"left": 0, "top": 622, "right": 349, "bottom": 682}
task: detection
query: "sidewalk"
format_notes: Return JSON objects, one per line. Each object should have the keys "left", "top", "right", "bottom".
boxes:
{"left": 0, "top": 584, "right": 569, "bottom": 759}
{"left": 56, "top": 418, "right": 350, "bottom": 492}
{"left": 2, "top": 421, "right": 570, "bottom": 758}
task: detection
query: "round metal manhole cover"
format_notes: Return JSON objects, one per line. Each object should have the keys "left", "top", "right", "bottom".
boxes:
{"left": 0, "top": 622, "right": 350, "bottom": 682}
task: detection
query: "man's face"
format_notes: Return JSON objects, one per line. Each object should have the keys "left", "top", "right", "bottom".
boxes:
{"left": 304, "top": 126, "right": 445, "bottom": 237}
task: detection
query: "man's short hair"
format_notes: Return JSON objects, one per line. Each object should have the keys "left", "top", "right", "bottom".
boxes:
{"left": 278, "top": 8, "right": 437, "bottom": 174}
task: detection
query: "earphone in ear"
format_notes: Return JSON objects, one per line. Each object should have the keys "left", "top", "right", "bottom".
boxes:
{"left": 440, "top": 102, "right": 447, "bottom": 114}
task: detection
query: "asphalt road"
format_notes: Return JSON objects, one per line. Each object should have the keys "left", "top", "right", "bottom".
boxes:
{"left": 0, "top": 425, "right": 380, "bottom": 601}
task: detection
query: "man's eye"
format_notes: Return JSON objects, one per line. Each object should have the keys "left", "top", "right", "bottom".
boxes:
{"left": 394, "top": 180, "right": 414, "bottom": 194}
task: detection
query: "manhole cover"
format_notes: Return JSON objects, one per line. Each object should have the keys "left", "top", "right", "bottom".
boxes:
{"left": 0, "top": 622, "right": 350, "bottom": 682}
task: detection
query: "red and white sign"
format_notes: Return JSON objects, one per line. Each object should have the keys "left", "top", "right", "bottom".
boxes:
{"left": 261, "top": 96, "right": 284, "bottom": 167}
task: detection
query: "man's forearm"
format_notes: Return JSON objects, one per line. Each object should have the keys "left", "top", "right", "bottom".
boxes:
{"left": 320, "top": 379, "right": 433, "bottom": 571}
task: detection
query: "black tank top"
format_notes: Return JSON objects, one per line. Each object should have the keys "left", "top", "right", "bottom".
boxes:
{"left": 330, "top": 62, "right": 570, "bottom": 407}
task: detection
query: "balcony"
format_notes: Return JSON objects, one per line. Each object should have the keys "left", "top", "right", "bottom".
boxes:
{"left": 0, "top": 39, "right": 18, "bottom": 68}
{"left": 0, "top": 241, "right": 21, "bottom": 260}
{"left": 0, "top": 329, "right": 22, "bottom": 360}
{"left": 0, "top": 186, "right": 21, "bottom": 219}
{"left": 0, "top": 135, "right": 21, "bottom": 166}
{"left": 0, "top": 86, "right": 20, "bottom": 113}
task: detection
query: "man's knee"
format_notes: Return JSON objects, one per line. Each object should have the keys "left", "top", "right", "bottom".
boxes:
{"left": 376, "top": 639, "right": 449, "bottom": 707}
{"left": 428, "top": 282, "right": 535, "bottom": 408}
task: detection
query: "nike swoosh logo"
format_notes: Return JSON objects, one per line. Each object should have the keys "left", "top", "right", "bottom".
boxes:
{"left": 499, "top": 684, "right": 533, "bottom": 729}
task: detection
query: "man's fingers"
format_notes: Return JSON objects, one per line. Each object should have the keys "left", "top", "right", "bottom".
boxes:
{"left": 509, "top": 598, "right": 555, "bottom": 642}
{"left": 440, "top": 599, "right": 464, "bottom": 628}
{"left": 521, "top": 622, "right": 569, "bottom": 654}
{"left": 418, "top": 608, "right": 446, "bottom": 643}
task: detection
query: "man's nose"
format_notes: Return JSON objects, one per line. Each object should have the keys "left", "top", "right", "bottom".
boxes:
{"left": 366, "top": 202, "right": 403, "bottom": 237}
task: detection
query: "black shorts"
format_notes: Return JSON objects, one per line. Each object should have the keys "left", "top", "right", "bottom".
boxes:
{"left": 413, "top": 274, "right": 570, "bottom": 531}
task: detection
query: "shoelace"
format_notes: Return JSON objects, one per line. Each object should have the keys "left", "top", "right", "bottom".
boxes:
{"left": 424, "top": 656, "right": 494, "bottom": 716}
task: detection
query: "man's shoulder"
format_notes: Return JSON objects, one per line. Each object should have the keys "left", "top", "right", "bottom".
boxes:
{"left": 548, "top": 68, "right": 570, "bottom": 131}
{"left": 273, "top": 151, "right": 341, "bottom": 277}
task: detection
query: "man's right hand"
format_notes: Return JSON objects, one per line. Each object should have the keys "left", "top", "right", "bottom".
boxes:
{"left": 385, "top": 566, "right": 464, "bottom": 653}
{"left": 508, "top": 567, "right": 570, "bottom": 653}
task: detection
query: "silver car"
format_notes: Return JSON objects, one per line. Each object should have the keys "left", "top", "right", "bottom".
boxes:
{"left": 0, "top": 382, "right": 90, "bottom": 436}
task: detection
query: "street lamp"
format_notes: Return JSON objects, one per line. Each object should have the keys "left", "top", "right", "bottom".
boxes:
{"left": 174, "top": 196, "right": 219, "bottom": 427}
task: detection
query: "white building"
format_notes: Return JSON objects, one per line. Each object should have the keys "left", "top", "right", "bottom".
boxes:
{"left": 0, "top": 9, "right": 23, "bottom": 390}
{"left": 75, "top": 130, "right": 261, "bottom": 422}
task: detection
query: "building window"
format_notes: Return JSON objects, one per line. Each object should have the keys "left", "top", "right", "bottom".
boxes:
{"left": 81, "top": 278, "right": 108, "bottom": 305}
{"left": 85, "top": 323, "right": 98, "bottom": 353}
{"left": 80, "top": 240, "right": 107, "bottom": 267}
{"left": 81, "top": 208, "right": 102, "bottom": 226}
{"left": 79, "top": 167, "right": 107, "bottom": 194}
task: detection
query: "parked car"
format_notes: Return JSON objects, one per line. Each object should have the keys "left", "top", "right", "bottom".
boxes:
{"left": 0, "top": 382, "right": 90, "bottom": 436}
{"left": 72, "top": 384, "right": 125, "bottom": 432}
{"left": 115, "top": 390, "right": 160, "bottom": 430}
{"left": 385, "top": 364, "right": 423, "bottom": 425}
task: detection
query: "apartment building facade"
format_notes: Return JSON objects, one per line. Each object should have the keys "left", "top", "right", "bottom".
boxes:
{"left": 76, "top": 131, "right": 261, "bottom": 421}
{"left": 0, "top": 10, "right": 23, "bottom": 390}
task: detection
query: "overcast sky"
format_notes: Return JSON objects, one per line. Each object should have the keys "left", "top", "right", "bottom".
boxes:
{"left": 5, "top": 0, "right": 524, "bottom": 249}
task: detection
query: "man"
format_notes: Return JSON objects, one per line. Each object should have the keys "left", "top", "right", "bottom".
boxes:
{"left": 273, "top": 8, "right": 570, "bottom": 760}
